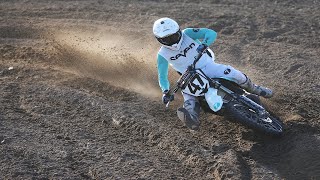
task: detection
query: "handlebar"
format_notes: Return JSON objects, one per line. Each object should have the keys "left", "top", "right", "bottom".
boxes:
{"left": 192, "top": 47, "right": 209, "bottom": 68}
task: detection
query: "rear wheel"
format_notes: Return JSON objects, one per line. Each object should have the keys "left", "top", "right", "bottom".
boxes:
{"left": 225, "top": 101, "right": 283, "bottom": 136}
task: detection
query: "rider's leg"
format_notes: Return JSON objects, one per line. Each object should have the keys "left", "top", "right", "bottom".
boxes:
{"left": 177, "top": 93, "right": 201, "bottom": 130}
{"left": 203, "top": 62, "right": 273, "bottom": 98}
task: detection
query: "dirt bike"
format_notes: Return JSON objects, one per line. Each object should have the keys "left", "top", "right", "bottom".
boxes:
{"left": 166, "top": 48, "right": 283, "bottom": 136}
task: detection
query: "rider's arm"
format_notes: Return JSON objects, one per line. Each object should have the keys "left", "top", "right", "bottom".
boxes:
{"left": 157, "top": 54, "right": 170, "bottom": 92}
{"left": 183, "top": 28, "right": 217, "bottom": 46}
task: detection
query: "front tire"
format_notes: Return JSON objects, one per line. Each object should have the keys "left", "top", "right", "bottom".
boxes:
{"left": 225, "top": 101, "right": 283, "bottom": 136}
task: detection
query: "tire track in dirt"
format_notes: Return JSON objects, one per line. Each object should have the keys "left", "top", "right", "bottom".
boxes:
{"left": 43, "top": 27, "right": 273, "bottom": 178}
{"left": 45, "top": 26, "right": 297, "bottom": 179}
{"left": 1, "top": 0, "right": 320, "bottom": 179}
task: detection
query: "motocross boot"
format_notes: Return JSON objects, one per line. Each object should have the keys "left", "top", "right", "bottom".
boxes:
{"left": 177, "top": 99, "right": 201, "bottom": 130}
{"left": 240, "top": 75, "right": 273, "bottom": 98}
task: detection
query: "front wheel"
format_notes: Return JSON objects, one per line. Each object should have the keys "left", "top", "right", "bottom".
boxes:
{"left": 225, "top": 101, "right": 283, "bottom": 136}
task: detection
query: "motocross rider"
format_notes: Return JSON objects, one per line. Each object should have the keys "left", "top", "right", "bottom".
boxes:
{"left": 153, "top": 17, "right": 273, "bottom": 130}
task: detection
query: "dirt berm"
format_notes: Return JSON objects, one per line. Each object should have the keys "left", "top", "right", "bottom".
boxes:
{"left": 0, "top": 0, "right": 319, "bottom": 179}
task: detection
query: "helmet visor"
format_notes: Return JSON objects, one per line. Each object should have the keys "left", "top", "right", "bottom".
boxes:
{"left": 156, "top": 30, "right": 182, "bottom": 46}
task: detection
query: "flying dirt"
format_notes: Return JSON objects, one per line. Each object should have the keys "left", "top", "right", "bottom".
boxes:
{"left": 0, "top": 0, "right": 319, "bottom": 179}
{"left": 52, "top": 28, "right": 162, "bottom": 98}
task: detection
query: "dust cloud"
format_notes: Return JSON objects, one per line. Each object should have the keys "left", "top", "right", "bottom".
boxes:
{"left": 52, "top": 28, "right": 164, "bottom": 98}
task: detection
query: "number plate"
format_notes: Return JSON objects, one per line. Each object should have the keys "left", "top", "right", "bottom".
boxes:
{"left": 182, "top": 70, "right": 210, "bottom": 96}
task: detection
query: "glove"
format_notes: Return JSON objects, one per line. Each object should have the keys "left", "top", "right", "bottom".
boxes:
{"left": 162, "top": 90, "right": 174, "bottom": 104}
{"left": 196, "top": 44, "right": 208, "bottom": 53}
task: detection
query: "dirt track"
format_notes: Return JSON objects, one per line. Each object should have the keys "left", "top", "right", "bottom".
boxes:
{"left": 0, "top": 0, "right": 320, "bottom": 179}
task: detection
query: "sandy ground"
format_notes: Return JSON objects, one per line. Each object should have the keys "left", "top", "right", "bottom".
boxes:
{"left": 0, "top": 0, "right": 320, "bottom": 179}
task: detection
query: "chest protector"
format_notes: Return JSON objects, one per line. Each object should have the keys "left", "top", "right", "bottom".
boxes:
{"left": 158, "top": 33, "right": 212, "bottom": 73}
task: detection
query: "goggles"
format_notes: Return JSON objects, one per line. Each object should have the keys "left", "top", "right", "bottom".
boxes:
{"left": 156, "top": 30, "right": 182, "bottom": 46}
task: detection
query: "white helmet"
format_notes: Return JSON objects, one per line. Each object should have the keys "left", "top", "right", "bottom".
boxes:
{"left": 153, "top": 17, "right": 183, "bottom": 50}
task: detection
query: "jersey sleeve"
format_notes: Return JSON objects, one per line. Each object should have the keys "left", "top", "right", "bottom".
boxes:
{"left": 157, "top": 54, "right": 170, "bottom": 92}
{"left": 183, "top": 28, "right": 217, "bottom": 46}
